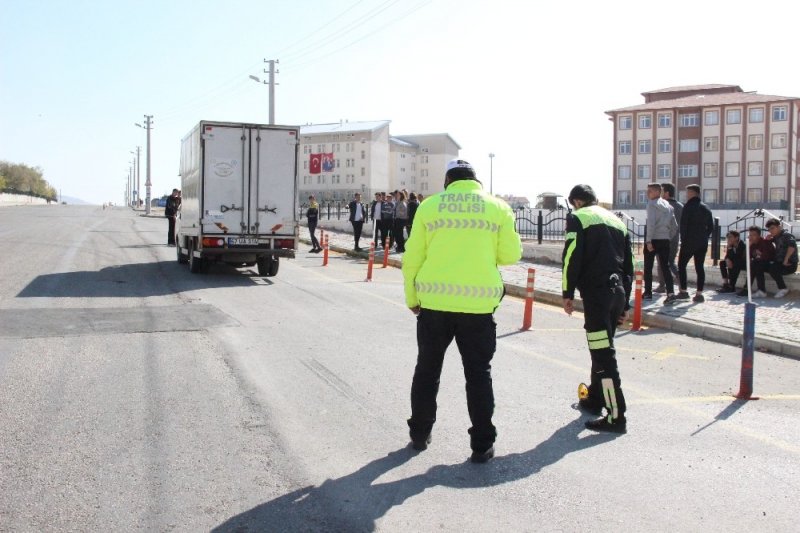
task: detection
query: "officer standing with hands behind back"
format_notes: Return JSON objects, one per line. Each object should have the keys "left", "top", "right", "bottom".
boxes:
{"left": 402, "top": 159, "right": 522, "bottom": 463}
{"left": 562, "top": 184, "right": 633, "bottom": 434}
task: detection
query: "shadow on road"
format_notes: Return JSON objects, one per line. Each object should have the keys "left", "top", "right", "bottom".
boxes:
{"left": 17, "top": 261, "right": 273, "bottom": 298}
{"left": 213, "top": 417, "right": 621, "bottom": 532}
{"left": 690, "top": 398, "right": 749, "bottom": 436}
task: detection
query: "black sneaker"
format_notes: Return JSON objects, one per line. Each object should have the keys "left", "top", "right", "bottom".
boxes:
{"left": 410, "top": 434, "right": 432, "bottom": 451}
{"left": 718, "top": 285, "right": 735, "bottom": 293}
{"left": 577, "top": 398, "right": 603, "bottom": 416}
{"left": 676, "top": 291, "right": 690, "bottom": 300}
{"left": 664, "top": 294, "right": 678, "bottom": 305}
{"left": 737, "top": 289, "right": 748, "bottom": 297}
{"left": 693, "top": 293, "right": 705, "bottom": 303}
{"left": 642, "top": 292, "right": 653, "bottom": 300}
{"left": 585, "top": 417, "right": 627, "bottom": 434}
{"left": 653, "top": 285, "right": 666, "bottom": 294}
{"left": 470, "top": 446, "right": 495, "bottom": 463}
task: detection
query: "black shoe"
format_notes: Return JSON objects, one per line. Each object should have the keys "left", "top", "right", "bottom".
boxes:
{"left": 470, "top": 446, "right": 495, "bottom": 463}
{"left": 653, "top": 285, "right": 666, "bottom": 294}
{"left": 718, "top": 285, "right": 735, "bottom": 293}
{"left": 676, "top": 291, "right": 690, "bottom": 300}
{"left": 577, "top": 398, "right": 603, "bottom": 416}
{"left": 693, "top": 293, "right": 705, "bottom": 303}
{"left": 737, "top": 289, "right": 748, "bottom": 297}
{"left": 410, "top": 434, "right": 432, "bottom": 451}
{"left": 663, "top": 294, "right": 678, "bottom": 305}
{"left": 585, "top": 417, "right": 627, "bottom": 434}
{"left": 642, "top": 292, "right": 653, "bottom": 300}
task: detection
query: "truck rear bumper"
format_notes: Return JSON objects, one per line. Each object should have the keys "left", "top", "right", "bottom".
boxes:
{"left": 199, "top": 248, "right": 295, "bottom": 261}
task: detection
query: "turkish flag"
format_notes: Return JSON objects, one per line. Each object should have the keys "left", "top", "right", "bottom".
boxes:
{"left": 309, "top": 153, "right": 321, "bottom": 174}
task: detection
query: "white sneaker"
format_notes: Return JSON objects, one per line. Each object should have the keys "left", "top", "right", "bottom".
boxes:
{"left": 774, "top": 288, "right": 790, "bottom": 299}
{"left": 753, "top": 290, "right": 767, "bottom": 298}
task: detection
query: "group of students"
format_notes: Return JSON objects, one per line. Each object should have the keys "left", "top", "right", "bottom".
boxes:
{"left": 370, "top": 190, "right": 423, "bottom": 253}
{"left": 719, "top": 219, "right": 798, "bottom": 298}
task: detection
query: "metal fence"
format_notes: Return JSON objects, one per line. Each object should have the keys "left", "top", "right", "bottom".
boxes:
{"left": 514, "top": 207, "right": 571, "bottom": 243}
{"left": 298, "top": 202, "right": 357, "bottom": 222}
{"left": 724, "top": 208, "right": 790, "bottom": 234}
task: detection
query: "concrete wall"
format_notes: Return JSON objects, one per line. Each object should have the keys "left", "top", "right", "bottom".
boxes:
{"left": 0, "top": 193, "right": 50, "bottom": 206}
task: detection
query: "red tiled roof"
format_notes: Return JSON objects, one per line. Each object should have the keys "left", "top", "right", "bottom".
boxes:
{"left": 606, "top": 92, "right": 799, "bottom": 114}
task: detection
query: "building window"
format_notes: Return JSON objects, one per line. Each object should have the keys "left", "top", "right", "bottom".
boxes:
{"left": 679, "top": 139, "right": 699, "bottom": 152}
{"left": 617, "top": 190, "right": 631, "bottom": 204}
{"left": 658, "top": 164, "right": 671, "bottom": 178}
{"left": 361, "top": 150, "right": 365, "bottom": 159}
{"left": 361, "top": 168, "right": 365, "bottom": 176}
{"left": 619, "top": 141, "right": 632, "bottom": 154}
{"left": 639, "top": 140, "right": 651, "bottom": 154}
{"left": 637, "top": 190, "right": 647, "bottom": 204}
{"left": 658, "top": 139, "right": 671, "bottom": 153}
{"left": 770, "top": 187, "right": 786, "bottom": 202}
{"left": 704, "top": 137, "right": 719, "bottom": 151}
{"left": 773, "top": 106, "right": 787, "bottom": 121}
{"left": 679, "top": 113, "right": 699, "bottom": 127}
{"left": 678, "top": 165, "right": 698, "bottom": 178}
{"left": 726, "top": 109, "right": 742, "bottom": 124}
{"left": 770, "top": 160, "right": 786, "bottom": 176}
{"left": 658, "top": 113, "right": 671, "bottom": 128}
{"left": 705, "top": 110, "right": 720, "bottom": 126}
{"left": 747, "top": 188, "right": 762, "bottom": 202}
{"left": 748, "top": 134, "right": 763, "bottom": 150}
{"left": 726, "top": 135, "right": 740, "bottom": 151}
{"left": 726, "top": 162, "right": 740, "bottom": 177}
{"left": 421, "top": 169, "right": 428, "bottom": 177}
{"left": 748, "top": 161, "right": 763, "bottom": 176}
{"left": 638, "top": 165, "right": 651, "bottom": 179}
{"left": 618, "top": 165, "right": 631, "bottom": 179}
{"left": 771, "top": 133, "right": 787, "bottom": 149}
{"left": 704, "top": 163, "right": 718, "bottom": 178}
{"left": 725, "top": 189, "right": 740, "bottom": 204}
{"left": 704, "top": 189, "right": 718, "bottom": 204}
{"left": 749, "top": 107, "right": 764, "bottom": 123}
{"left": 638, "top": 114, "right": 652, "bottom": 129}
{"left": 619, "top": 115, "right": 632, "bottom": 129}
{"left": 303, "top": 161, "right": 308, "bottom": 169}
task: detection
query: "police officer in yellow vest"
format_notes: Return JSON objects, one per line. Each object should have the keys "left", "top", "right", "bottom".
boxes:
{"left": 402, "top": 159, "right": 522, "bottom": 463}
{"left": 562, "top": 184, "right": 633, "bottom": 434}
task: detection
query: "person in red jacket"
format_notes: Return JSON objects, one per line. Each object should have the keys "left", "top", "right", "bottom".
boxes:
{"left": 738, "top": 226, "right": 776, "bottom": 298}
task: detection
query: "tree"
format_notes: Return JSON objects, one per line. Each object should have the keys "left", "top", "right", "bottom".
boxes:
{"left": 0, "top": 160, "right": 57, "bottom": 200}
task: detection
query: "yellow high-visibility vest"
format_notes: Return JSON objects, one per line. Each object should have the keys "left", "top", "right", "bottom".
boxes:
{"left": 402, "top": 180, "right": 522, "bottom": 313}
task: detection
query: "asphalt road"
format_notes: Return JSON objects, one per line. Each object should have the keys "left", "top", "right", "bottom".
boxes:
{"left": 1, "top": 205, "right": 798, "bottom": 532}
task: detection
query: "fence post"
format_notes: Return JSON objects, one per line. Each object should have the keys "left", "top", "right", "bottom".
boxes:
{"left": 631, "top": 270, "right": 643, "bottom": 331}
{"left": 712, "top": 217, "right": 720, "bottom": 266}
{"left": 326, "top": 203, "right": 331, "bottom": 220}
{"left": 735, "top": 302, "right": 757, "bottom": 399}
{"left": 537, "top": 210, "right": 543, "bottom": 245}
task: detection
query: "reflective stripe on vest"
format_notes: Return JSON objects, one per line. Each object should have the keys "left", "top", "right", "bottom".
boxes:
{"left": 415, "top": 281, "right": 503, "bottom": 298}
{"left": 424, "top": 218, "right": 499, "bottom": 233}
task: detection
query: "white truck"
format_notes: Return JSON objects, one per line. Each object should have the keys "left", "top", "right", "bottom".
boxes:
{"left": 176, "top": 121, "right": 298, "bottom": 276}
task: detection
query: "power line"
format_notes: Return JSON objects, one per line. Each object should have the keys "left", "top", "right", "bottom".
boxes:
{"left": 272, "top": 0, "right": 368, "bottom": 57}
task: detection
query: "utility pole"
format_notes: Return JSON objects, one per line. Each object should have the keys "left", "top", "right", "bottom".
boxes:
{"left": 136, "top": 116, "right": 153, "bottom": 214}
{"left": 488, "top": 153, "right": 495, "bottom": 195}
{"left": 135, "top": 146, "right": 141, "bottom": 207}
{"left": 251, "top": 59, "right": 279, "bottom": 124}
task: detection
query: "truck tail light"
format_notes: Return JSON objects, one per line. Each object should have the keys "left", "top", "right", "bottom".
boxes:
{"left": 202, "top": 238, "right": 225, "bottom": 247}
{"left": 274, "top": 239, "right": 294, "bottom": 249}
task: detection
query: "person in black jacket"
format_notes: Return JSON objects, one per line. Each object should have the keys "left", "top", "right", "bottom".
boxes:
{"left": 765, "top": 218, "right": 798, "bottom": 298}
{"left": 407, "top": 193, "right": 420, "bottom": 236}
{"left": 562, "top": 184, "right": 633, "bottom": 434}
{"left": 674, "top": 184, "right": 714, "bottom": 304}
{"left": 306, "top": 195, "right": 321, "bottom": 253}
{"left": 348, "top": 193, "right": 367, "bottom": 251}
{"left": 718, "top": 230, "right": 746, "bottom": 293}
{"left": 165, "top": 189, "right": 181, "bottom": 246}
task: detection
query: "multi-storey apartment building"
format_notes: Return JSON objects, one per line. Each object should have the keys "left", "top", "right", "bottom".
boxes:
{"left": 298, "top": 120, "right": 460, "bottom": 202}
{"left": 606, "top": 85, "right": 799, "bottom": 220}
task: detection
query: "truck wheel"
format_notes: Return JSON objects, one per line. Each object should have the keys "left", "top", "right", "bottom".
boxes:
{"left": 189, "top": 240, "right": 204, "bottom": 274}
{"left": 176, "top": 239, "right": 189, "bottom": 264}
{"left": 257, "top": 255, "right": 279, "bottom": 277}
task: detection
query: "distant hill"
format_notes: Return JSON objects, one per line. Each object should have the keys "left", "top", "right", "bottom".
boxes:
{"left": 60, "top": 195, "right": 92, "bottom": 205}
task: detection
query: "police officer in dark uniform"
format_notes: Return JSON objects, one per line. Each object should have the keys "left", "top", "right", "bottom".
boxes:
{"left": 562, "top": 184, "right": 633, "bottom": 433}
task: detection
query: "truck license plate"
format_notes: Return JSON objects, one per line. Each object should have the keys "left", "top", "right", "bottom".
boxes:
{"left": 228, "top": 238, "right": 260, "bottom": 246}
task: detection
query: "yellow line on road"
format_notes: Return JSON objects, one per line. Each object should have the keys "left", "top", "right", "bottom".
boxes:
{"left": 618, "top": 346, "right": 709, "bottom": 361}
{"left": 630, "top": 394, "right": 800, "bottom": 405}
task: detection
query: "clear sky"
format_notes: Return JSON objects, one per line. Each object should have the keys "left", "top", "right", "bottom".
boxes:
{"left": 2, "top": 0, "right": 799, "bottom": 205}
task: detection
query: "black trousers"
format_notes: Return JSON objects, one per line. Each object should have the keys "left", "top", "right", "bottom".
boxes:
{"left": 582, "top": 283, "right": 627, "bottom": 422}
{"left": 167, "top": 216, "right": 176, "bottom": 245}
{"left": 644, "top": 239, "right": 673, "bottom": 294}
{"left": 678, "top": 245, "right": 708, "bottom": 291}
{"left": 749, "top": 259, "right": 770, "bottom": 291}
{"left": 393, "top": 219, "right": 407, "bottom": 252}
{"left": 767, "top": 261, "right": 797, "bottom": 290}
{"left": 719, "top": 261, "right": 742, "bottom": 288}
{"left": 308, "top": 221, "right": 320, "bottom": 249}
{"left": 351, "top": 220, "right": 364, "bottom": 248}
{"left": 408, "top": 309, "right": 497, "bottom": 452}
{"left": 376, "top": 220, "right": 390, "bottom": 248}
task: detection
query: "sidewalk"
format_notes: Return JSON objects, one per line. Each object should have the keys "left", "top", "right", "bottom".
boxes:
{"left": 305, "top": 227, "right": 800, "bottom": 359}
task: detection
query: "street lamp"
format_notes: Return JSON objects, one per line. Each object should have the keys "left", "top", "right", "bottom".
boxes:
{"left": 488, "top": 153, "right": 495, "bottom": 195}
{"left": 135, "top": 116, "right": 153, "bottom": 214}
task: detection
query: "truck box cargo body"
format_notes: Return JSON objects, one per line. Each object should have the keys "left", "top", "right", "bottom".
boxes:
{"left": 177, "top": 121, "right": 299, "bottom": 276}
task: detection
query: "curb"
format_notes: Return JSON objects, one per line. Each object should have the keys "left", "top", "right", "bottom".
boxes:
{"left": 302, "top": 237, "right": 800, "bottom": 360}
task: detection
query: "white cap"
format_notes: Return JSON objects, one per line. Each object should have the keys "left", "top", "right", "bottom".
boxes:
{"left": 446, "top": 159, "right": 474, "bottom": 173}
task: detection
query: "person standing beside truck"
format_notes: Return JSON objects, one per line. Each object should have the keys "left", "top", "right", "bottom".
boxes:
{"left": 307, "top": 195, "right": 321, "bottom": 253}
{"left": 165, "top": 188, "right": 181, "bottom": 246}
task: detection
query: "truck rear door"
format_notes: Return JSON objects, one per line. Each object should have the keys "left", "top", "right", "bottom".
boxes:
{"left": 201, "top": 124, "right": 250, "bottom": 235}
{"left": 251, "top": 127, "right": 298, "bottom": 238}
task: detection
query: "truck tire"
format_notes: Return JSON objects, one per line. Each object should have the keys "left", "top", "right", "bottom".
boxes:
{"left": 189, "top": 240, "right": 204, "bottom": 274}
{"left": 176, "top": 239, "right": 189, "bottom": 264}
{"left": 257, "top": 255, "right": 279, "bottom": 277}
